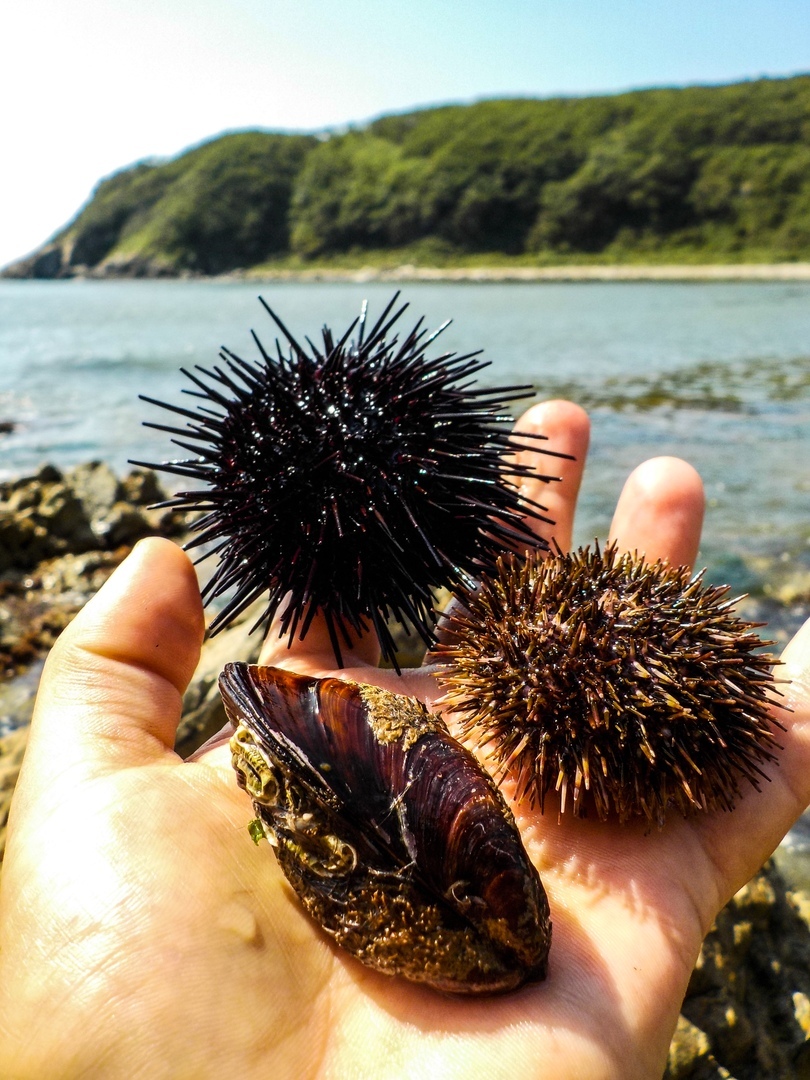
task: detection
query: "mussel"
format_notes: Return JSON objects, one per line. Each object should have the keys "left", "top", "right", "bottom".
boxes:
{"left": 220, "top": 664, "right": 552, "bottom": 995}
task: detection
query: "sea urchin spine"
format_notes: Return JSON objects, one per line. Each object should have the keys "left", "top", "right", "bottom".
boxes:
{"left": 134, "top": 293, "right": 566, "bottom": 667}
{"left": 437, "top": 543, "right": 783, "bottom": 826}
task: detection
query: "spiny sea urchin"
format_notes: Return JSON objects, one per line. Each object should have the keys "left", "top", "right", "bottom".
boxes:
{"left": 437, "top": 543, "right": 782, "bottom": 825}
{"left": 134, "top": 293, "right": 563, "bottom": 667}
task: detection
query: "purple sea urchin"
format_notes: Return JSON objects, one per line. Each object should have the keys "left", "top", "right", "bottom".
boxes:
{"left": 134, "top": 294, "right": 562, "bottom": 666}
{"left": 437, "top": 543, "right": 782, "bottom": 826}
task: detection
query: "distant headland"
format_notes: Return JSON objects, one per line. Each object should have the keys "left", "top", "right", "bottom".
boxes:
{"left": 4, "top": 75, "right": 809, "bottom": 281}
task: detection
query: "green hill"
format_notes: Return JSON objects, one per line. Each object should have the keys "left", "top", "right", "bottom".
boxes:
{"left": 7, "top": 75, "right": 810, "bottom": 277}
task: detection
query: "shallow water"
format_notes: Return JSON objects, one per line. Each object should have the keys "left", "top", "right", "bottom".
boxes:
{"left": 1, "top": 278, "right": 808, "bottom": 632}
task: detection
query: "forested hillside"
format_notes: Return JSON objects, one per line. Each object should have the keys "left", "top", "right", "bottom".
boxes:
{"left": 7, "top": 75, "right": 810, "bottom": 277}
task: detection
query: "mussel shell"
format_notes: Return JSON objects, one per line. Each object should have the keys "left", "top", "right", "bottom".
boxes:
{"left": 220, "top": 664, "right": 551, "bottom": 994}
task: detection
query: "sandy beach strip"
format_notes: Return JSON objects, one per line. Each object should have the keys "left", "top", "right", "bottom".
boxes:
{"left": 245, "top": 262, "right": 810, "bottom": 283}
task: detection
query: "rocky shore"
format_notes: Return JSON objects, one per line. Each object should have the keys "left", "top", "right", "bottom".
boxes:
{"left": 1, "top": 462, "right": 810, "bottom": 1075}
{"left": 0, "top": 462, "right": 185, "bottom": 681}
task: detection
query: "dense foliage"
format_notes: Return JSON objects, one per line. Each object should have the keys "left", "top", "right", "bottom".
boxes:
{"left": 60, "top": 132, "right": 316, "bottom": 274}
{"left": 21, "top": 75, "right": 810, "bottom": 274}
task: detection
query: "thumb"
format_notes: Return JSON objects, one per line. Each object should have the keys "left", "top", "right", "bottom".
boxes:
{"left": 23, "top": 538, "right": 205, "bottom": 782}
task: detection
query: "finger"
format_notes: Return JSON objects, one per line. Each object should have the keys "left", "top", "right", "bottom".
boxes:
{"left": 259, "top": 605, "right": 382, "bottom": 672}
{"left": 24, "top": 538, "right": 205, "bottom": 779}
{"left": 609, "top": 456, "right": 705, "bottom": 569}
{"left": 512, "top": 400, "right": 590, "bottom": 553}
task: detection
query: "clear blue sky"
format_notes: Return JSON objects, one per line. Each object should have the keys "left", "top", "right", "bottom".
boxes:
{"left": 1, "top": 0, "right": 808, "bottom": 268}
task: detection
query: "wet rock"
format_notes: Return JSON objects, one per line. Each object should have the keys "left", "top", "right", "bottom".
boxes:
{"left": 0, "top": 463, "right": 190, "bottom": 688}
{"left": 34, "top": 463, "right": 63, "bottom": 485}
{"left": 34, "top": 549, "right": 129, "bottom": 598}
{"left": 94, "top": 503, "right": 155, "bottom": 547}
{"left": 0, "top": 593, "right": 76, "bottom": 679}
{"left": 666, "top": 863, "right": 810, "bottom": 1079}
{"left": 37, "top": 482, "right": 97, "bottom": 550}
{"left": 666, "top": 1015, "right": 728, "bottom": 1079}
{"left": 0, "top": 511, "right": 45, "bottom": 574}
{"left": 65, "top": 461, "right": 123, "bottom": 530}
{"left": 121, "top": 468, "right": 165, "bottom": 507}
{"left": 0, "top": 464, "right": 185, "bottom": 578}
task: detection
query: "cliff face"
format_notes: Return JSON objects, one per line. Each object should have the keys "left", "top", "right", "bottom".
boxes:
{"left": 4, "top": 75, "right": 810, "bottom": 278}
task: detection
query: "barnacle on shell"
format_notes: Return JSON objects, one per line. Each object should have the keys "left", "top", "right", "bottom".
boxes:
{"left": 135, "top": 293, "right": 564, "bottom": 668}
{"left": 437, "top": 543, "right": 783, "bottom": 826}
{"left": 220, "top": 663, "right": 552, "bottom": 995}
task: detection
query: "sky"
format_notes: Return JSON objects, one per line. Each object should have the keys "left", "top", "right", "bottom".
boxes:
{"left": 1, "top": 0, "right": 808, "bottom": 269}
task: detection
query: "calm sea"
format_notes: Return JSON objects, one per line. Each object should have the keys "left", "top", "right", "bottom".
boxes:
{"left": 1, "top": 278, "right": 808, "bottom": 641}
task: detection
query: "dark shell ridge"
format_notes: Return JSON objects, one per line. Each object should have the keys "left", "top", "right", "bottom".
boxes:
{"left": 220, "top": 663, "right": 551, "bottom": 994}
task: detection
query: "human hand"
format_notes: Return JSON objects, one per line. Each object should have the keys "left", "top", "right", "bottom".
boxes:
{"left": 0, "top": 400, "right": 807, "bottom": 1080}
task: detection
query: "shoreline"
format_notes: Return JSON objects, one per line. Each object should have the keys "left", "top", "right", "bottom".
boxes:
{"left": 4, "top": 262, "right": 810, "bottom": 285}
{"left": 240, "top": 262, "right": 810, "bottom": 284}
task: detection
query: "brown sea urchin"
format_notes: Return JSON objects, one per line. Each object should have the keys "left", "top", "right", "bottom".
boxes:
{"left": 134, "top": 293, "right": 563, "bottom": 667}
{"left": 437, "top": 543, "right": 782, "bottom": 825}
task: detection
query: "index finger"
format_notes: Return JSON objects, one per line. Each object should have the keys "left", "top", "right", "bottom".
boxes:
{"left": 512, "top": 399, "right": 591, "bottom": 554}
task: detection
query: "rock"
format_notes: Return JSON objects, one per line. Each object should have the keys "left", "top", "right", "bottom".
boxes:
{"left": 666, "top": 1015, "right": 728, "bottom": 1079}
{"left": 35, "top": 463, "right": 63, "bottom": 485}
{"left": 175, "top": 602, "right": 265, "bottom": 757}
{"left": 35, "top": 549, "right": 128, "bottom": 597}
{"left": 31, "top": 247, "right": 65, "bottom": 279}
{"left": 64, "top": 464, "right": 186, "bottom": 547}
{"left": 0, "top": 463, "right": 190, "bottom": 686}
{"left": 65, "top": 461, "right": 123, "bottom": 529}
{"left": 0, "top": 464, "right": 185, "bottom": 576}
{"left": 121, "top": 468, "right": 166, "bottom": 507}
{"left": 0, "top": 509, "right": 50, "bottom": 572}
{"left": 36, "top": 482, "right": 96, "bottom": 550}
{"left": 666, "top": 863, "right": 810, "bottom": 1079}
{"left": 0, "top": 474, "right": 93, "bottom": 570}
{"left": 94, "top": 503, "right": 155, "bottom": 547}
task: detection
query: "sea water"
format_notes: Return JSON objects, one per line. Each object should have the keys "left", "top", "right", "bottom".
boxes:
{"left": 0, "top": 278, "right": 808, "bottom": 642}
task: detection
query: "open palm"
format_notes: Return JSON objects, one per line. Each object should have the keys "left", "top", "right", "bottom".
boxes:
{"left": 1, "top": 401, "right": 808, "bottom": 1080}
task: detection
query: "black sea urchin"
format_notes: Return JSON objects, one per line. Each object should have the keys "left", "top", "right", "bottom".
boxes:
{"left": 134, "top": 293, "right": 562, "bottom": 667}
{"left": 437, "top": 543, "right": 782, "bottom": 825}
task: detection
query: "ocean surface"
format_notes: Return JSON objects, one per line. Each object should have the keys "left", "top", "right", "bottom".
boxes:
{"left": 1, "top": 278, "right": 808, "bottom": 644}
